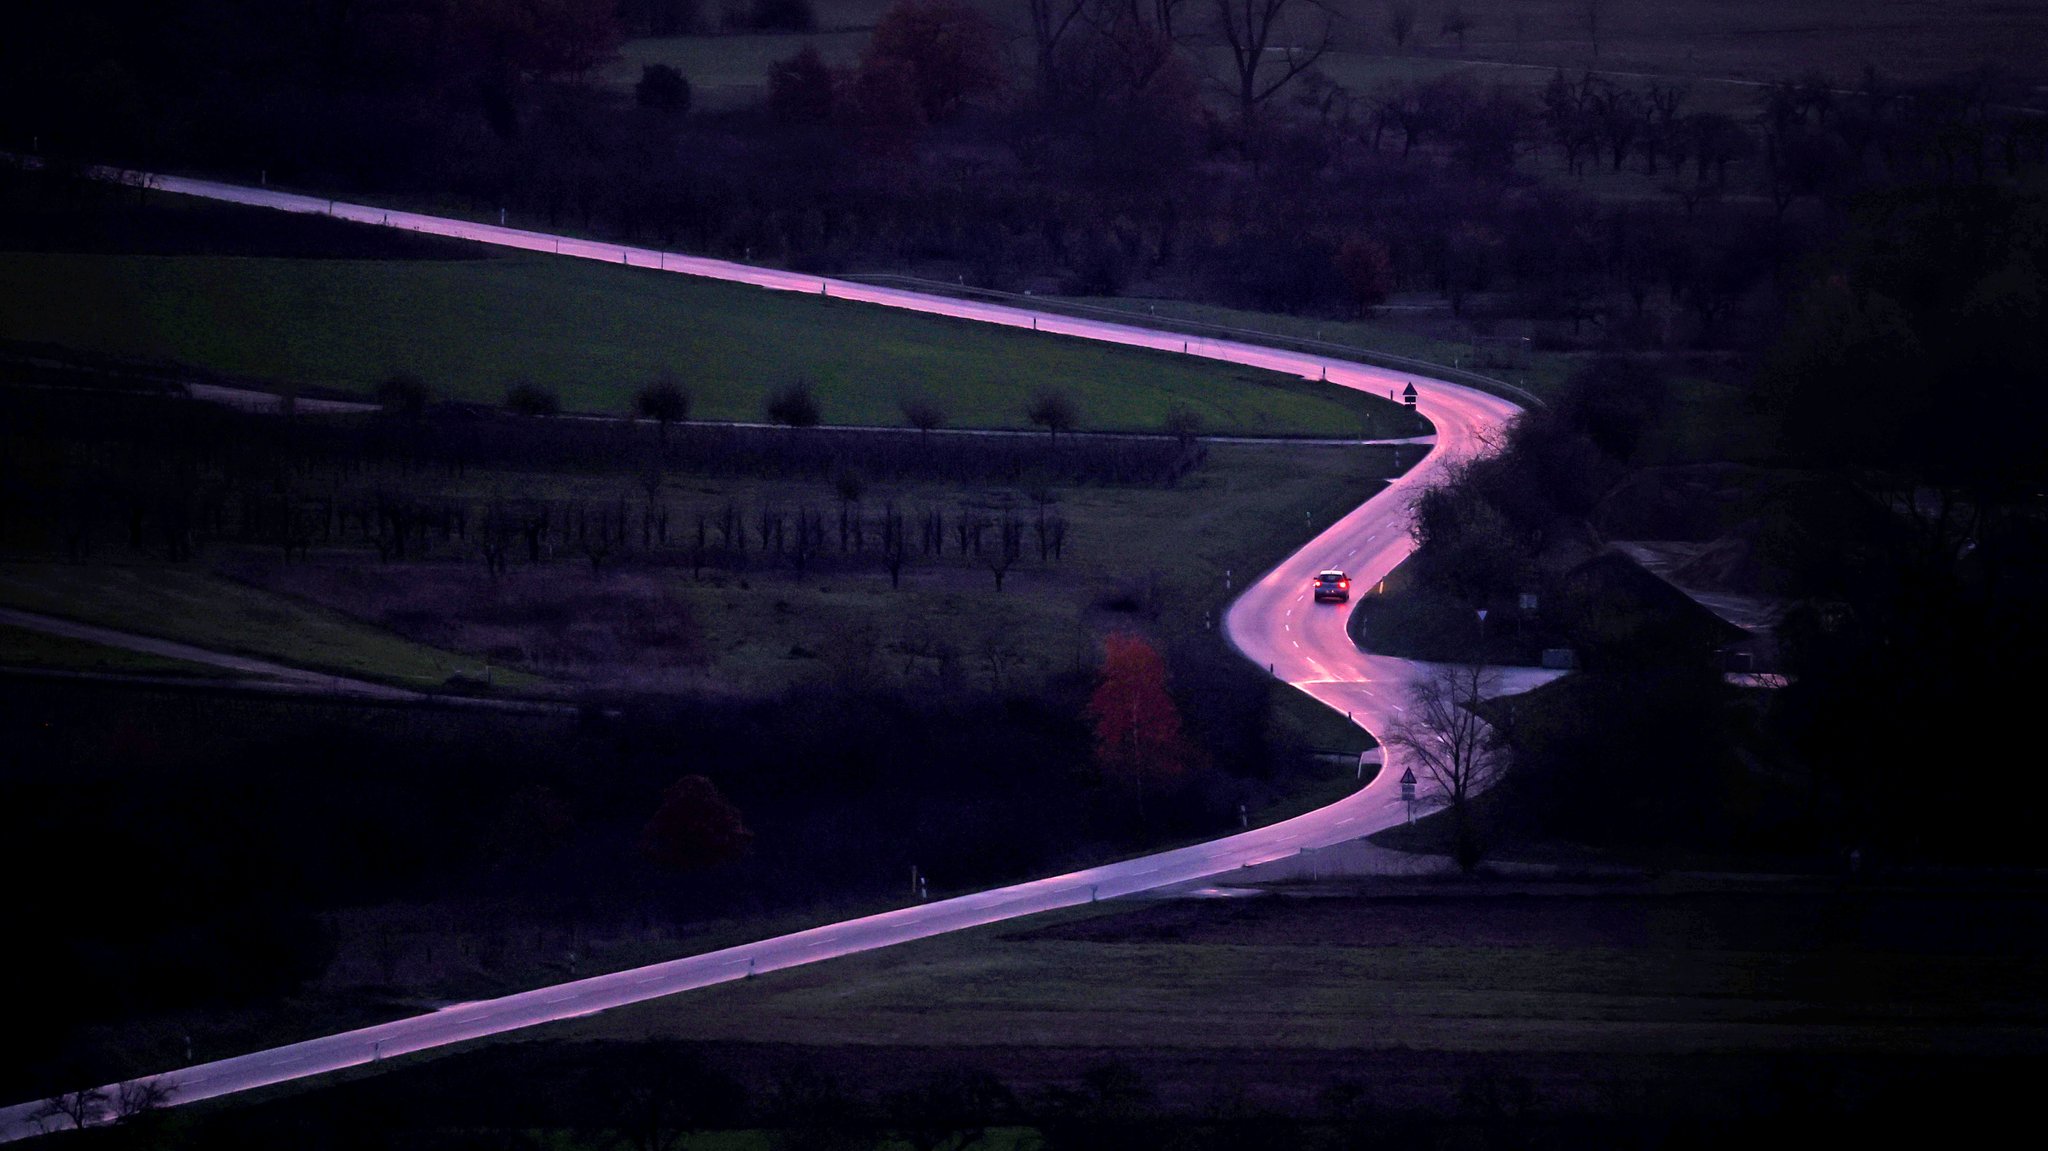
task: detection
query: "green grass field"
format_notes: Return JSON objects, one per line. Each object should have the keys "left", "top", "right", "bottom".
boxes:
{"left": 0, "top": 249, "right": 1408, "bottom": 436}
{"left": 0, "top": 562, "right": 543, "bottom": 690}
{"left": 124, "top": 877, "right": 2048, "bottom": 1146}
{"left": 212, "top": 440, "right": 1405, "bottom": 712}
{"left": 1075, "top": 295, "right": 1581, "bottom": 400}
{"left": 563, "top": 880, "right": 2048, "bottom": 1059}
{"left": 0, "top": 623, "right": 231, "bottom": 678}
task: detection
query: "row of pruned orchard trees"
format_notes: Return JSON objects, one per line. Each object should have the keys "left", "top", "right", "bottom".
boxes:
{"left": 466, "top": 490, "right": 1071, "bottom": 591}
{"left": 0, "top": 388, "right": 1190, "bottom": 577}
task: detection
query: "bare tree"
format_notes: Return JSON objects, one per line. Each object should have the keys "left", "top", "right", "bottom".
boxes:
{"left": 478, "top": 500, "right": 513, "bottom": 577}
{"left": 1584, "top": 0, "right": 1606, "bottom": 59}
{"left": 114, "top": 1078, "right": 174, "bottom": 1124}
{"left": 1385, "top": 663, "right": 1512, "bottom": 872}
{"left": 1212, "top": 0, "right": 1335, "bottom": 114}
{"left": 634, "top": 374, "right": 691, "bottom": 441}
{"left": 32, "top": 1087, "right": 108, "bottom": 1131}
{"left": 1026, "top": 0, "right": 1091, "bottom": 93}
{"left": 882, "top": 501, "right": 909, "bottom": 587}
{"left": 1026, "top": 387, "right": 1079, "bottom": 444}
{"left": 1439, "top": 5, "right": 1473, "bottom": 50}
{"left": 1384, "top": 0, "right": 1416, "bottom": 50}
{"left": 986, "top": 512, "right": 1024, "bottom": 590}
{"left": 1162, "top": 402, "right": 1204, "bottom": 448}
{"left": 766, "top": 379, "right": 823, "bottom": 427}
{"left": 900, "top": 392, "right": 947, "bottom": 442}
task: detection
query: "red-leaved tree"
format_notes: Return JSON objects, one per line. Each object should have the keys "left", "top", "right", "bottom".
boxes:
{"left": 639, "top": 775, "right": 753, "bottom": 872}
{"left": 1087, "top": 632, "right": 1193, "bottom": 819}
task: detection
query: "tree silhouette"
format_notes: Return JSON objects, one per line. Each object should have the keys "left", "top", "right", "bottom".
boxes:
{"left": 376, "top": 373, "right": 430, "bottom": 419}
{"left": 1027, "top": 388, "right": 1078, "bottom": 444}
{"left": 634, "top": 376, "right": 691, "bottom": 440}
{"left": 636, "top": 64, "right": 692, "bottom": 113}
{"left": 766, "top": 380, "right": 823, "bottom": 427}
{"left": 900, "top": 393, "right": 947, "bottom": 441}
{"left": 505, "top": 381, "right": 561, "bottom": 417}
{"left": 1385, "top": 662, "right": 1511, "bottom": 871}
{"left": 769, "top": 44, "right": 837, "bottom": 124}
{"left": 639, "top": 775, "right": 753, "bottom": 871}
{"left": 1213, "top": 0, "right": 1335, "bottom": 114}
{"left": 865, "top": 0, "right": 1008, "bottom": 122}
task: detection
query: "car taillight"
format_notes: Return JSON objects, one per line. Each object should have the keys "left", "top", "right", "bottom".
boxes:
{"left": 1340, "top": 581, "right": 1348, "bottom": 587}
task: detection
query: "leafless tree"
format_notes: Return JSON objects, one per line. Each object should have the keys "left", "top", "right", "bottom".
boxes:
{"left": 1439, "top": 5, "right": 1473, "bottom": 50}
{"left": 478, "top": 501, "right": 513, "bottom": 577}
{"left": 986, "top": 512, "right": 1024, "bottom": 590}
{"left": 882, "top": 501, "right": 908, "bottom": 587}
{"left": 1584, "top": 0, "right": 1606, "bottom": 59}
{"left": 1026, "top": 0, "right": 1092, "bottom": 92}
{"left": 979, "top": 622, "right": 1024, "bottom": 691}
{"left": 1211, "top": 0, "right": 1335, "bottom": 114}
{"left": 1026, "top": 387, "right": 1079, "bottom": 444}
{"left": 1385, "top": 662, "right": 1512, "bottom": 871}
{"left": 1384, "top": 0, "right": 1416, "bottom": 50}
{"left": 1162, "top": 402, "right": 1204, "bottom": 448}
{"left": 634, "top": 373, "right": 691, "bottom": 443}
{"left": 32, "top": 1086, "right": 108, "bottom": 1131}
{"left": 899, "top": 393, "right": 947, "bottom": 442}
{"left": 115, "top": 1077, "right": 175, "bottom": 1123}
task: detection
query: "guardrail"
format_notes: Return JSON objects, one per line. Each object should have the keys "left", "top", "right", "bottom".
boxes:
{"left": 840, "top": 272, "right": 1549, "bottom": 410}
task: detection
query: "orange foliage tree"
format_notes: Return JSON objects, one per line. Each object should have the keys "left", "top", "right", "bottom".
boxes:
{"left": 1087, "top": 632, "right": 1193, "bottom": 818}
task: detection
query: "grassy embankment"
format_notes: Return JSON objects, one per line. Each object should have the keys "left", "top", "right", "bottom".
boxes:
{"left": 235, "top": 440, "right": 1406, "bottom": 694}
{"left": 0, "top": 436, "right": 1404, "bottom": 704}
{"left": 0, "top": 563, "right": 545, "bottom": 691}
{"left": 0, "top": 246, "right": 1404, "bottom": 437}
{"left": 568, "top": 879, "right": 2048, "bottom": 1058}
{"left": 0, "top": 623, "right": 228, "bottom": 678}
{"left": 1073, "top": 295, "right": 1580, "bottom": 399}
{"left": 141, "top": 876, "right": 2048, "bottom": 1147}
{"left": 1, "top": 183, "right": 1421, "bottom": 695}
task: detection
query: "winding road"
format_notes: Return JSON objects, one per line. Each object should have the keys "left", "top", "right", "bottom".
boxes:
{"left": 2, "top": 171, "right": 1543, "bottom": 1141}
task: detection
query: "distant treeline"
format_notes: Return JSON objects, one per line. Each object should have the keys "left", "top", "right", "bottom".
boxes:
{"left": 10, "top": 0, "right": 2046, "bottom": 353}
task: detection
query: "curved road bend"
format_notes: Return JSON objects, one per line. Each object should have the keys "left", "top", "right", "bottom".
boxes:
{"left": 1, "top": 173, "right": 1540, "bottom": 1141}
